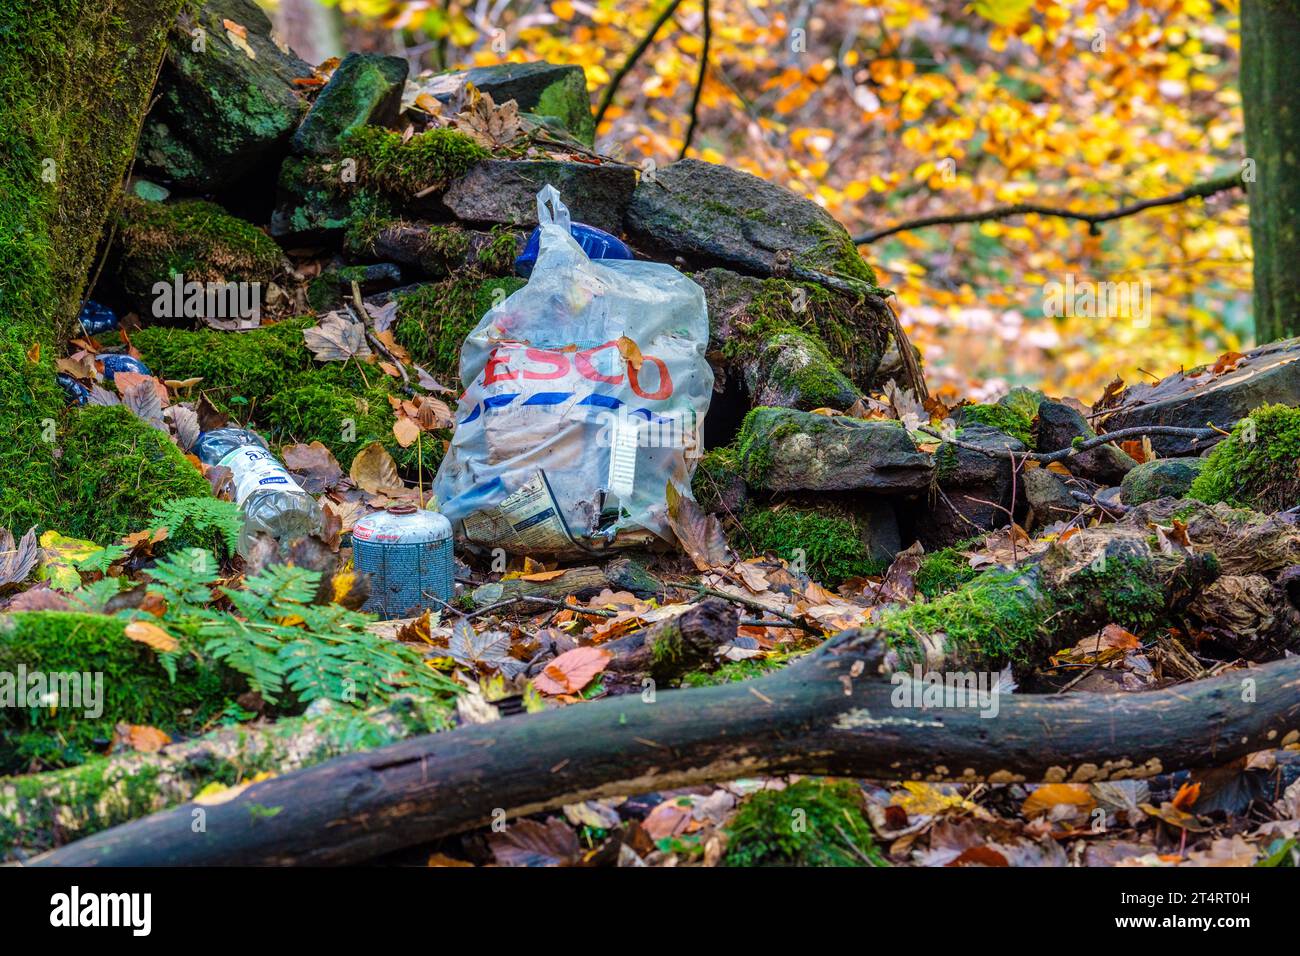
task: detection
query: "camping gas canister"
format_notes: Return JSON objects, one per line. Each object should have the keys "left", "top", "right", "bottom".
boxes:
{"left": 352, "top": 505, "right": 454, "bottom": 618}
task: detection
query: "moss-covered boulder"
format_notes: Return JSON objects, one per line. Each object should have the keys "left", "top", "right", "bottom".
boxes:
{"left": 291, "top": 52, "right": 408, "bottom": 157}
{"left": 55, "top": 406, "right": 212, "bottom": 543}
{"left": 0, "top": 611, "right": 228, "bottom": 772}
{"left": 696, "top": 268, "right": 891, "bottom": 403}
{"left": 442, "top": 159, "right": 635, "bottom": 234}
{"left": 738, "top": 501, "right": 898, "bottom": 585}
{"left": 355, "top": 222, "right": 521, "bottom": 280}
{"left": 724, "top": 779, "right": 884, "bottom": 867}
{"left": 1189, "top": 404, "right": 1300, "bottom": 512}
{"left": 0, "top": 0, "right": 184, "bottom": 534}
{"left": 625, "top": 159, "right": 882, "bottom": 287}
{"left": 1121, "top": 457, "right": 1206, "bottom": 506}
{"left": 272, "top": 127, "right": 488, "bottom": 239}
{"left": 138, "top": 0, "right": 310, "bottom": 188}
{"left": 736, "top": 407, "right": 932, "bottom": 493}
{"left": 113, "top": 197, "right": 287, "bottom": 316}
{"left": 958, "top": 401, "right": 1035, "bottom": 448}
{"left": 691, "top": 447, "right": 748, "bottom": 515}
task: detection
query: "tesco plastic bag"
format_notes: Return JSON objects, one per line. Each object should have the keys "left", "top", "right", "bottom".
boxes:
{"left": 433, "top": 186, "right": 713, "bottom": 556}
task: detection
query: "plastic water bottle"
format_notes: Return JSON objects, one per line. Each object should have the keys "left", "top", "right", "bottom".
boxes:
{"left": 193, "top": 427, "right": 323, "bottom": 556}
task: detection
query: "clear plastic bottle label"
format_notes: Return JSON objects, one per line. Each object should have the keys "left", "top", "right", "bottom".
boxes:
{"left": 219, "top": 446, "right": 305, "bottom": 506}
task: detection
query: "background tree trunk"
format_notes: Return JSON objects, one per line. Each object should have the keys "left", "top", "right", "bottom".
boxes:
{"left": 0, "top": 0, "right": 182, "bottom": 531}
{"left": 1242, "top": 0, "right": 1300, "bottom": 344}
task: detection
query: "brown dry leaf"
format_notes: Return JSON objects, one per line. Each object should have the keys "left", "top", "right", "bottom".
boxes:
{"left": 57, "top": 355, "right": 97, "bottom": 380}
{"left": 281, "top": 441, "right": 343, "bottom": 493}
{"left": 487, "top": 818, "right": 579, "bottom": 867}
{"left": 26, "top": 341, "right": 40, "bottom": 363}
{"left": 1099, "top": 623, "right": 1141, "bottom": 650}
{"left": 453, "top": 86, "right": 523, "bottom": 150}
{"left": 731, "top": 561, "right": 770, "bottom": 594}
{"left": 1045, "top": 461, "right": 1072, "bottom": 475}
{"left": 0, "top": 526, "right": 39, "bottom": 588}
{"left": 224, "top": 20, "right": 257, "bottom": 59}
{"left": 349, "top": 442, "right": 404, "bottom": 494}
{"left": 534, "top": 646, "right": 613, "bottom": 695}
{"left": 124, "top": 619, "right": 179, "bottom": 653}
{"left": 413, "top": 92, "right": 443, "bottom": 116}
{"left": 642, "top": 797, "right": 696, "bottom": 841}
{"left": 393, "top": 416, "right": 421, "bottom": 448}
{"left": 196, "top": 394, "right": 229, "bottom": 432}
{"left": 303, "top": 311, "right": 372, "bottom": 363}
{"left": 665, "top": 482, "right": 732, "bottom": 571}
{"left": 1211, "top": 350, "right": 1246, "bottom": 375}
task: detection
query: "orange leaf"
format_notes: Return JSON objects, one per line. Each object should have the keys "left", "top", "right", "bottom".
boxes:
{"left": 534, "top": 646, "right": 612, "bottom": 695}
{"left": 1171, "top": 781, "right": 1201, "bottom": 812}
{"left": 1021, "top": 783, "right": 1096, "bottom": 817}
{"left": 124, "top": 620, "right": 179, "bottom": 653}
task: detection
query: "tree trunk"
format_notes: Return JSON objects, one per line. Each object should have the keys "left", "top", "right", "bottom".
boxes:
{"left": 1242, "top": 0, "right": 1300, "bottom": 343}
{"left": 0, "top": 0, "right": 182, "bottom": 531}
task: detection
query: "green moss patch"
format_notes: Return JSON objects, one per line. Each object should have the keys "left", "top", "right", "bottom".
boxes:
{"left": 0, "top": 611, "right": 227, "bottom": 772}
{"left": 393, "top": 275, "right": 526, "bottom": 383}
{"left": 739, "top": 505, "right": 886, "bottom": 586}
{"left": 958, "top": 402, "right": 1034, "bottom": 448}
{"left": 1189, "top": 404, "right": 1300, "bottom": 512}
{"left": 724, "top": 779, "right": 885, "bottom": 867}
{"left": 914, "top": 539, "right": 983, "bottom": 598}
{"left": 339, "top": 125, "right": 487, "bottom": 199}
{"left": 114, "top": 197, "right": 285, "bottom": 308}
{"left": 56, "top": 406, "right": 211, "bottom": 544}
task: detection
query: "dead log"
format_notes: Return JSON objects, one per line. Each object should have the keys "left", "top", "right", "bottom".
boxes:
{"left": 471, "top": 557, "right": 661, "bottom": 608}
{"left": 31, "top": 629, "right": 1300, "bottom": 867}
{"left": 1, "top": 697, "right": 449, "bottom": 861}
{"left": 601, "top": 598, "right": 739, "bottom": 689}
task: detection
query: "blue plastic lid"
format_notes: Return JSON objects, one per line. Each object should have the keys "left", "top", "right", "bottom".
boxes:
{"left": 514, "top": 221, "right": 633, "bottom": 278}
{"left": 77, "top": 300, "right": 119, "bottom": 337}
{"left": 97, "top": 353, "right": 151, "bottom": 381}
{"left": 57, "top": 372, "right": 89, "bottom": 406}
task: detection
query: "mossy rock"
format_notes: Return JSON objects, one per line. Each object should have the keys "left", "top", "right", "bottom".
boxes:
{"left": 958, "top": 402, "right": 1035, "bottom": 449}
{"left": 392, "top": 275, "right": 527, "bottom": 384}
{"left": 697, "top": 268, "right": 890, "bottom": 397}
{"left": 0, "top": 0, "right": 183, "bottom": 534}
{"left": 691, "top": 446, "right": 748, "bottom": 515}
{"left": 464, "top": 62, "right": 595, "bottom": 145}
{"left": 55, "top": 406, "right": 211, "bottom": 544}
{"left": 291, "top": 52, "right": 408, "bottom": 158}
{"left": 737, "top": 502, "right": 893, "bottom": 586}
{"left": 113, "top": 197, "right": 287, "bottom": 315}
{"left": 1189, "top": 404, "right": 1300, "bottom": 512}
{"left": 724, "top": 779, "right": 885, "bottom": 867}
{"left": 1121, "top": 457, "right": 1206, "bottom": 506}
{"left": 306, "top": 263, "right": 403, "bottom": 313}
{"left": 441, "top": 159, "right": 635, "bottom": 234}
{"left": 0, "top": 611, "right": 228, "bottom": 772}
{"left": 339, "top": 125, "right": 489, "bottom": 201}
{"left": 736, "top": 406, "right": 932, "bottom": 493}
{"left": 137, "top": 0, "right": 310, "bottom": 188}
{"left": 626, "top": 159, "right": 883, "bottom": 288}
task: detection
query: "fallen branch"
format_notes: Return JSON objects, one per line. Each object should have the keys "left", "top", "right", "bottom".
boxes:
{"left": 1, "top": 697, "right": 449, "bottom": 860}
{"left": 31, "top": 528, "right": 1255, "bottom": 867}
{"left": 853, "top": 173, "right": 1245, "bottom": 245}
{"left": 919, "top": 423, "right": 1221, "bottom": 464}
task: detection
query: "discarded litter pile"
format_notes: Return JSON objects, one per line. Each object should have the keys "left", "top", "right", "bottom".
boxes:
{"left": 4, "top": 0, "right": 1300, "bottom": 869}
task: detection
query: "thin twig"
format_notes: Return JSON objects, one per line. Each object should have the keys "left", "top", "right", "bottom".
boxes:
{"left": 677, "top": 0, "right": 711, "bottom": 161}
{"left": 854, "top": 173, "right": 1245, "bottom": 245}
{"left": 918, "top": 423, "right": 1222, "bottom": 463}
{"left": 594, "top": 0, "right": 687, "bottom": 129}
{"left": 682, "top": 583, "right": 817, "bottom": 632}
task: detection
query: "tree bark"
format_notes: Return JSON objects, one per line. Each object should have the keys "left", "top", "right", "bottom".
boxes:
{"left": 0, "top": 0, "right": 183, "bottom": 531}
{"left": 1, "top": 697, "right": 449, "bottom": 861}
{"left": 1242, "top": 0, "right": 1300, "bottom": 343}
